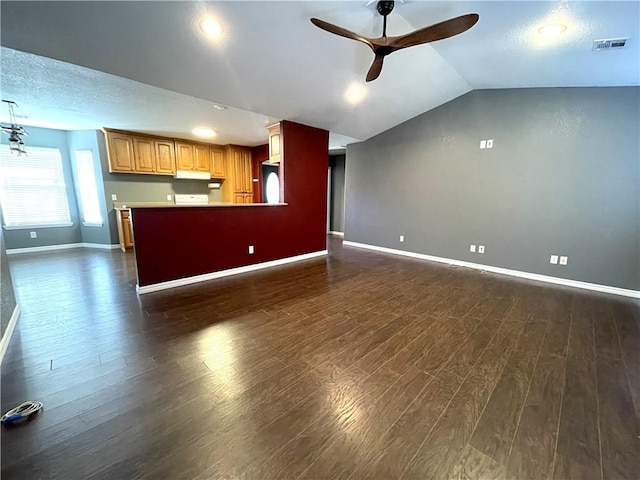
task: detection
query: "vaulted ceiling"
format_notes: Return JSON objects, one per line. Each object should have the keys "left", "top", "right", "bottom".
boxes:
{"left": 1, "top": 1, "right": 638, "bottom": 149}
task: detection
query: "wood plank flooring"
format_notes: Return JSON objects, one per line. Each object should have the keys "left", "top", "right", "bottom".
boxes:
{"left": 1, "top": 237, "right": 639, "bottom": 479}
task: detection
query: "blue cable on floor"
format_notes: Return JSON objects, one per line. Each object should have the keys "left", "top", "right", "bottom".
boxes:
{"left": 1, "top": 401, "right": 43, "bottom": 426}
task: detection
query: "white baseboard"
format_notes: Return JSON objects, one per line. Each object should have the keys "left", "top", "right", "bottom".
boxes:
{"left": 7, "top": 242, "right": 119, "bottom": 255}
{"left": 343, "top": 240, "right": 640, "bottom": 299}
{"left": 0, "top": 304, "right": 20, "bottom": 365}
{"left": 329, "top": 231, "right": 345, "bottom": 237}
{"left": 82, "top": 243, "right": 120, "bottom": 250}
{"left": 137, "top": 250, "right": 328, "bottom": 294}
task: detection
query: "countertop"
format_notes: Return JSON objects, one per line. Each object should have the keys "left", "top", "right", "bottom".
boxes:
{"left": 114, "top": 202, "right": 287, "bottom": 210}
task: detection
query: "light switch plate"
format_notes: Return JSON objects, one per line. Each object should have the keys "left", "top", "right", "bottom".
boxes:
{"left": 550, "top": 255, "right": 559, "bottom": 264}
{"left": 486, "top": 139, "right": 494, "bottom": 148}
{"left": 399, "top": 235, "right": 404, "bottom": 242}
{"left": 480, "top": 140, "right": 486, "bottom": 149}
{"left": 111, "top": 194, "right": 117, "bottom": 201}
{"left": 248, "top": 245, "right": 254, "bottom": 254}
{"left": 478, "top": 245, "right": 485, "bottom": 254}
{"left": 470, "top": 244, "right": 476, "bottom": 252}
{"left": 559, "top": 256, "right": 568, "bottom": 265}
{"left": 29, "top": 231, "right": 37, "bottom": 239}
{"left": 166, "top": 195, "right": 172, "bottom": 201}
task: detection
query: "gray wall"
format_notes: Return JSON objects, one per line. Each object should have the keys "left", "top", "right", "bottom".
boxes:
{"left": 96, "top": 131, "right": 222, "bottom": 244}
{"left": 1, "top": 126, "right": 82, "bottom": 249}
{"left": 329, "top": 154, "right": 345, "bottom": 232}
{"left": 0, "top": 204, "right": 17, "bottom": 339}
{"left": 345, "top": 87, "right": 640, "bottom": 291}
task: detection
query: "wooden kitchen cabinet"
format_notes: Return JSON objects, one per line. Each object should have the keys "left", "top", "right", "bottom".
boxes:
{"left": 105, "top": 129, "right": 234, "bottom": 178}
{"left": 132, "top": 137, "right": 155, "bottom": 173}
{"left": 210, "top": 146, "right": 226, "bottom": 178}
{"left": 267, "top": 122, "right": 281, "bottom": 164}
{"left": 116, "top": 209, "right": 134, "bottom": 252}
{"left": 107, "top": 132, "right": 135, "bottom": 172}
{"left": 106, "top": 130, "right": 176, "bottom": 176}
{"left": 222, "top": 145, "right": 253, "bottom": 204}
{"left": 193, "top": 144, "right": 211, "bottom": 172}
{"left": 175, "top": 142, "right": 195, "bottom": 171}
{"left": 154, "top": 140, "right": 176, "bottom": 175}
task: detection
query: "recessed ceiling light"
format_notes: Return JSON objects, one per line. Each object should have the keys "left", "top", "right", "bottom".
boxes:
{"left": 212, "top": 104, "right": 228, "bottom": 111}
{"left": 345, "top": 84, "right": 366, "bottom": 104}
{"left": 538, "top": 24, "right": 567, "bottom": 37}
{"left": 192, "top": 127, "right": 216, "bottom": 138}
{"left": 200, "top": 17, "right": 224, "bottom": 39}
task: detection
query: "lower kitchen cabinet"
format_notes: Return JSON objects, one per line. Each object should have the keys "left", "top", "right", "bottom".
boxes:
{"left": 116, "top": 209, "right": 134, "bottom": 252}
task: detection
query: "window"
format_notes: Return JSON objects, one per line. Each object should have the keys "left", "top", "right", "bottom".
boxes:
{"left": 0, "top": 145, "right": 72, "bottom": 228}
{"left": 74, "top": 150, "right": 103, "bottom": 226}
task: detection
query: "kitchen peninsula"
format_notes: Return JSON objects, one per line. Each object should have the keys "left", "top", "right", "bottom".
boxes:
{"left": 125, "top": 121, "right": 329, "bottom": 292}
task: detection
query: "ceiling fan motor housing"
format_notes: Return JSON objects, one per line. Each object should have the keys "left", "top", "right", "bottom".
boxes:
{"left": 377, "top": 1, "right": 395, "bottom": 17}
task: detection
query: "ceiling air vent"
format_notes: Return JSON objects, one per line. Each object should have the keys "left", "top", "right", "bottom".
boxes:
{"left": 592, "top": 38, "right": 628, "bottom": 51}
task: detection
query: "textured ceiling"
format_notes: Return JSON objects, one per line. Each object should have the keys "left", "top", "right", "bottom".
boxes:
{"left": 0, "top": 1, "right": 638, "bottom": 148}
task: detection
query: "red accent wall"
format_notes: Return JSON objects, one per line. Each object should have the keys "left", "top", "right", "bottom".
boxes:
{"left": 252, "top": 144, "right": 268, "bottom": 203}
{"left": 132, "top": 121, "right": 329, "bottom": 287}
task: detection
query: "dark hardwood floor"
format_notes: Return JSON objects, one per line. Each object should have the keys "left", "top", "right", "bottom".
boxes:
{"left": 1, "top": 237, "right": 638, "bottom": 479}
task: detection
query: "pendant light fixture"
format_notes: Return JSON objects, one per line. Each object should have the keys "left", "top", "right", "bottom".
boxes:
{"left": 1, "top": 100, "right": 28, "bottom": 156}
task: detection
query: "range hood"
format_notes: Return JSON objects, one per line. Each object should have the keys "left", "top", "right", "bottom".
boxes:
{"left": 174, "top": 170, "right": 212, "bottom": 180}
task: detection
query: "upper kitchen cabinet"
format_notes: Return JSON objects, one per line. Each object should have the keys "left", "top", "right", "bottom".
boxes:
{"left": 154, "top": 140, "right": 176, "bottom": 175}
{"left": 107, "top": 131, "right": 135, "bottom": 172}
{"left": 193, "top": 144, "right": 211, "bottom": 172}
{"left": 132, "top": 137, "right": 155, "bottom": 173}
{"left": 210, "top": 146, "right": 226, "bottom": 178}
{"left": 176, "top": 142, "right": 211, "bottom": 172}
{"left": 268, "top": 123, "right": 281, "bottom": 164}
{"left": 106, "top": 129, "right": 176, "bottom": 176}
{"left": 175, "top": 142, "right": 195, "bottom": 171}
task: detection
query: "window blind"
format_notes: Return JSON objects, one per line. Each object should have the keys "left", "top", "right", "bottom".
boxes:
{"left": 0, "top": 145, "right": 72, "bottom": 228}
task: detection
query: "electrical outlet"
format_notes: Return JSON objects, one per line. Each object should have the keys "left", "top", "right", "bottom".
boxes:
{"left": 248, "top": 245, "right": 254, "bottom": 254}
{"left": 166, "top": 195, "right": 172, "bottom": 201}
{"left": 478, "top": 245, "right": 485, "bottom": 254}
{"left": 550, "top": 255, "right": 559, "bottom": 264}
{"left": 559, "top": 256, "right": 568, "bottom": 265}
{"left": 470, "top": 244, "right": 476, "bottom": 252}
{"left": 480, "top": 140, "right": 486, "bottom": 149}
{"left": 486, "top": 139, "right": 494, "bottom": 148}
{"left": 29, "top": 231, "right": 37, "bottom": 239}
{"left": 399, "top": 235, "right": 404, "bottom": 243}
{"left": 111, "top": 194, "right": 117, "bottom": 201}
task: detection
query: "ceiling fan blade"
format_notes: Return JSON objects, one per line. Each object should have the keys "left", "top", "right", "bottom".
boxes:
{"left": 389, "top": 13, "right": 479, "bottom": 50}
{"left": 366, "top": 55, "right": 385, "bottom": 82}
{"left": 310, "top": 18, "right": 374, "bottom": 50}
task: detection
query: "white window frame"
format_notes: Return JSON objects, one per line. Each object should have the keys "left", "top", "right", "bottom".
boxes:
{"left": 0, "top": 145, "right": 73, "bottom": 229}
{"left": 74, "top": 150, "right": 103, "bottom": 227}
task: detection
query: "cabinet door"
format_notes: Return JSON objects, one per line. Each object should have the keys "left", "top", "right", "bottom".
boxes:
{"left": 242, "top": 150, "right": 253, "bottom": 193}
{"left": 232, "top": 149, "right": 246, "bottom": 192}
{"left": 268, "top": 123, "right": 281, "bottom": 164}
{"left": 133, "top": 137, "right": 155, "bottom": 173}
{"left": 234, "top": 193, "right": 246, "bottom": 204}
{"left": 210, "top": 147, "right": 226, "bottom": 178}
{"left": 243, "top": 194, "right": 254, "bottom": 204}
{"left": 175, "top": 142, "right": 194, "bottom": 171}
{"left": 117, "top": 209, "right": 134, "bottom": 251}
{"left": 122, "top": 217, "right": 133, "bottom": 249}
{"left": 154, "top": 140, "right": 176, "bottom": 175}
{"left": 193, "top": 144, "right": 210, "bottom": 172}
{"left": 107, "top": 133, "right": 135, "bottom": 172}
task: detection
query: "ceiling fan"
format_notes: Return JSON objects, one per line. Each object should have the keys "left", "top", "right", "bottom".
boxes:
{"left": 311, "top": 1, "right": 479, "bottom": 82}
